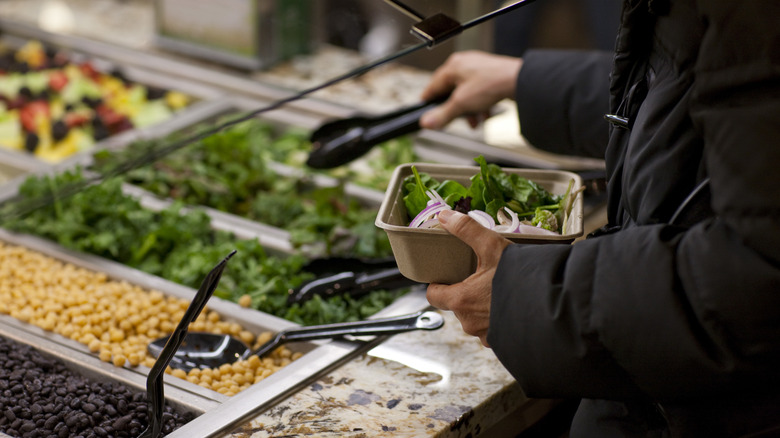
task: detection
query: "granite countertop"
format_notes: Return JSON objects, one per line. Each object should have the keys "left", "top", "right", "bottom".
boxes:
{"left": 222, "top": 311, "right": 542, "bottom": 438}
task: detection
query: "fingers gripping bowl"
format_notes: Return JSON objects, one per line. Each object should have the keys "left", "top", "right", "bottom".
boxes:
{"left": 375, "top": 163, "right": 584, "bottom": 284}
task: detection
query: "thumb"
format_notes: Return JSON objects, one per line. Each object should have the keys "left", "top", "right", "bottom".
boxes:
{"left": 437, "top": 209, "right": 510, "bottom": 267}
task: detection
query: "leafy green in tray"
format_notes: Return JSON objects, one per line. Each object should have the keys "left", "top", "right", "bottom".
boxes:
{"left": 93, "top": 118, "right": 392, "bottom": 259}
{"left": 2, "top": 169, "right": 404, "bottom": 325}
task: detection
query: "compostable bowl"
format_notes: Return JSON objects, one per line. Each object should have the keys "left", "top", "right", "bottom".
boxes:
{"left": 375, "top": 163, "right": 584, "bottom": 284}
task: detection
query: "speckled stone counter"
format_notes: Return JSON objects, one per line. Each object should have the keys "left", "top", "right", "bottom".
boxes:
{"left": 222, "top": 311, "right": 549, "bottom": 438}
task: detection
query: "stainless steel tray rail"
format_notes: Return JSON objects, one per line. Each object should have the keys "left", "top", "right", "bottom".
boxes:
{"left": 0, "top": 150, "right": 46, "bottom": 188}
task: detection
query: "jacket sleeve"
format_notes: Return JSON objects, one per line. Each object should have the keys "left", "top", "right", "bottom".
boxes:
{"left": 488, "top": 2, "right": 780, "bottom": 401}
{"left": 514, "top": 49, "right": 613, "bottom": 159}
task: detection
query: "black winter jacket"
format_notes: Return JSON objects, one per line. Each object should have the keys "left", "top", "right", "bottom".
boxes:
{"left": 487, "top": 1, "right": 780, "bottom": 436}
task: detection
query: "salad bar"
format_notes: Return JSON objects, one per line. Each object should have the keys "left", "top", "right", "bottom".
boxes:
{"left": 0, "top": 19, "right": 603, "bottom": 438}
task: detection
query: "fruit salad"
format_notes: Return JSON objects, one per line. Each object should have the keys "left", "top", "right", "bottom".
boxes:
{"left": 0, "top": 41, "right": 192, "bottom": 163}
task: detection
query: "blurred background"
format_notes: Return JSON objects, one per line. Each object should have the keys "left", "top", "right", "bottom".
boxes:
{"left": 0, "top": 0, "right": 622, "bottom": 69}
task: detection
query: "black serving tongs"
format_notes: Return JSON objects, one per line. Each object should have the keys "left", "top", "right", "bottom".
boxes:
{"left": 287, "top": 257, "right": 422, "bottom": 305}
{"left": 138, "top": 250, "right": 235, "bottom": 438}
{"left": 306, "top": 94, "right": 448, "bottom": 169}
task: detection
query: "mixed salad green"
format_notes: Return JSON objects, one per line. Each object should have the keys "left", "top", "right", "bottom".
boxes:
{"left": 403, "top": 156, "right": 579, "bottom": 234}
{"left": 1, "top": 169, "right": 404, "bottom": 325}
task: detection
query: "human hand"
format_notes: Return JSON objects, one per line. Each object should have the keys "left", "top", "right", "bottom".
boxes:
{"left": 419, "top": 51, "right": 523, "bottom": 130}
{"left": 426, "top": 209, "right": 512, "bottom": 347}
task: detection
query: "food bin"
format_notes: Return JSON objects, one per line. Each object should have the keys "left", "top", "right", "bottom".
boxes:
{"left": 0, "top": 36, "right": 223, "bottom": 166}
{"left": 0, "top": 321, "right": 209, "bottom": 436}
{"left": 0, "top": 228, "right": 429, "bottom": 435}
{"left": 375, "top": 163, "right": 584, "bottom": 284}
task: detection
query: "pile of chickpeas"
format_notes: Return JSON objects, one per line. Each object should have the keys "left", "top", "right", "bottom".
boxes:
{"left": 0, "top": 242, "right": 300, "bottom": 396}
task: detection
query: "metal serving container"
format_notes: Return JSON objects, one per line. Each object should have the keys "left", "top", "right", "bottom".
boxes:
{"left": 0, "top": 228, "right": 429, "bottom": 436}
{"left": 0, "top": 32, "right": 226, "bottom": 168}
{"left": 0, "top": 317, "right": 216, "bottom": 416}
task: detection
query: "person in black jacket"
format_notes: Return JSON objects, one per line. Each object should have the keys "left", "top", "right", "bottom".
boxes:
{"left": 420, "top": 1, "right": 780, "bottom": 436}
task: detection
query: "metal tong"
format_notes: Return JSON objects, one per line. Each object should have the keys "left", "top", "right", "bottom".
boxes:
{"left": 287, "top": 257, "right": 421, "bottom": 305}
{"left": 306, "top": 94, "right": 448, "bottom": 169}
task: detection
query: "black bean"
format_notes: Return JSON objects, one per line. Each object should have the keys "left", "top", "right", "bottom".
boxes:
{"left": 44, "top": 415, "right": 59, "bottom": 430}
{"left": 19, "top": 421, "right": 35, "bottom": 433}
{"left": 116, "top": 399, "right": 127, "bottom": 415}
{"left": 78, "top": 412, "right": 91, "bottom": 428}
{"left": 103, "top": 404, "right": 117, "bottom": 417}
{"left": 65, "top": 414, "right": 79, "bottom": 429}
{"left": 112, "top": 414, "right": 132, "bottom": 431}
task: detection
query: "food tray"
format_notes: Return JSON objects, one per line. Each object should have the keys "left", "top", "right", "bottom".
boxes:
{"left": 0, "top": 227, "right": 429, "bottom": 433}
{"left": 376, "top": 163, "right": 584, "bottom": 284}
{"left": 0, "top": 320, "right": 212, "bottom": 423}
{"left": 0, "top": 34, "right": 224, "bottom": 167}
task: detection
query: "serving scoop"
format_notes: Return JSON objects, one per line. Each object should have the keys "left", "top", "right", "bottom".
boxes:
{"left": 148, "top": 310, "right": 443, "bottom": 372}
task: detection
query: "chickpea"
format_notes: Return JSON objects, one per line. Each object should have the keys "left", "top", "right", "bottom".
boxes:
{"left": 233, "top": 374, "right": 247, "bottom": 386}
{"left": 88, "top": 339, "right": 102, "bottom": 353}
{"left": 128, "top": 353, "right": 142, "bottom": 367}
{"left": 238, "top": 294, "right": 252, "bottom": 308}
{"left": 112, "top": 355, "right": 127, "bottom": 367}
